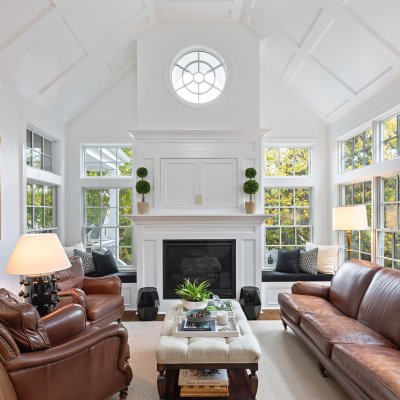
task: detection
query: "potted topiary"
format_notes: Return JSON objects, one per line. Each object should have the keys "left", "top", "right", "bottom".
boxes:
{"left": 243, "top": 167, "right": 259, "bottom": 214}
{"left": 136, "top": 167, "right": 151, "bottom": 214}
{"left": 175, "top": 278, "right": 213, "bottom": 311}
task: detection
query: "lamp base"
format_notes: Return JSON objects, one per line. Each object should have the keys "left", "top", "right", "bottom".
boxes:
{"left": 18, "top": 274, "right": 61, "bottom": 316}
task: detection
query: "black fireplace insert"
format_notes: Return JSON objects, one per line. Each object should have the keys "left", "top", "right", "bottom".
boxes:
{"left": 163, "top": 239, "right": 236, "bottom": 299}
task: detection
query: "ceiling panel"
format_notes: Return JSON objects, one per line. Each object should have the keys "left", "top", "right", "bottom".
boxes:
{"left": 1, "top": 18, "right": 86, "bottom": 93}
{"left": 72, "top": 0, "right": 145, "bottom": 46}
{"left": 103, "top": 40, "right": 137, "bottom": 76}
{"left": 290, "top": 61, "right": 351, "bottom": 117}
{"left": 252, "top": 0, "right": 321, "bottom": 45}
{"left": 261, "top": 37, "right": 293, "bottom": 78}
{"left": 0, "top": 0, "right": 53, "bottom": 49}
{"left": 346, "top": 0, "right": 400, "bottom": 54}
{"left": 311, "top": 14, "right": 397, "bottom": 93}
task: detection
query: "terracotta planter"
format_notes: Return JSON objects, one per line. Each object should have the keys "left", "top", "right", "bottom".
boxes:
{"left": 182, "top": 300, "right": 208, "bottom": 311}
{"left": 137, "top": 202, "right": 149, "bottom": 215}
{"left": 245, "top": 201, "right": 256, "bottom": 214}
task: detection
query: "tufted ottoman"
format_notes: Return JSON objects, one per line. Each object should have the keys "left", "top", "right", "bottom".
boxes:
{"left": 156, "top": 300, "right": 261, "bottom": 400}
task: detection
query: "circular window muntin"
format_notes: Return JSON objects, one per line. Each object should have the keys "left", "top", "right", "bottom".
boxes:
{"left": 170, "top": 47, "right": 227, "bottom": 105}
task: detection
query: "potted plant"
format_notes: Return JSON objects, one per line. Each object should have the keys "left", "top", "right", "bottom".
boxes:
{"left": 243, "top": 167, "right": 259, "bottom": 214}
{"left": 175, "top": 278, "right": 213, "bottom": 311}
{"left": 136, "top": 167, "right": 151, "bottom": 214}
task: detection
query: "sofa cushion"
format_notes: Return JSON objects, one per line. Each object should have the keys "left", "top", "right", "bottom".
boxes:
{"left": 332, "top": 344, "right": 400, "bottom": 400}
{"left": 329, "top": 260, "right": 381, "bottom": 319}
{"left": 278, "top": 293, "right": 345, "bottom": 324}
{"left": 300, "top": 314, "right": 395, "bottom": 357}
{"left": 56, "top": 256, "right": 84, "bottom": 290}
{"left": 0, "top": 289, "right": 51, "bottom": 352}
{"left": 357, "top": 268, "right": 400, "bottom": 348}
{"left": 85, "top": 294, "right": 124, "bottom": 321}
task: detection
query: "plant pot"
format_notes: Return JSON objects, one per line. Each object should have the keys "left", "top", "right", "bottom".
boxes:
{"left": 182, "top": 300, "right": 208, "bottom": 311}
{"left": 245, "top": 201, "right": 256, "bottom": 214}
{"left": 137, "top": 202, "right": 149, "bottom": 214}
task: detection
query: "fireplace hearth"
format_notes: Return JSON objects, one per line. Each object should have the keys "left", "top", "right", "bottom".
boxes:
{"left": 163, "top": 239, "right": 236, "bottom": 299}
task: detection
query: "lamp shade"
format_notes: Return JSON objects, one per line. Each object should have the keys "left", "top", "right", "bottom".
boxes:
{"left": 5, "top": 234, "right": 71, "bottom": 275}
{"left": 332, "top": 205, "right": 369, "bottom": 231}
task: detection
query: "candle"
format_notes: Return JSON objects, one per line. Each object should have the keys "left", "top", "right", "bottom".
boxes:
{"left": 217, "top": 311, "right": 228, "bottom": 326}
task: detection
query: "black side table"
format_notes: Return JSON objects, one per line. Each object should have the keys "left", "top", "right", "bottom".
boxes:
{"left": 239, "top": 286, "right": 261, "bottom": 320}
{"left": 137, "top": 287, "right": 160, "bottom": 321}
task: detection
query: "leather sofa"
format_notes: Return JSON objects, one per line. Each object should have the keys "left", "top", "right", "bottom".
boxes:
{"left": 0, "top": 288, "right": 132, "bottom": 400}
{"left": 56, "top": 256, "right": 124, "bottom": 327}
{"left": 278, "top": 260, "right": 400, "bottom": 400}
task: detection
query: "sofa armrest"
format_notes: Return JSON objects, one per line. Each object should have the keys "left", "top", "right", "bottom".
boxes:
{"left": 58, "top": 288, "right": 87, "bottom": 309}
{"left": 83, "top": 275, "right": 122, "bottom": 295}
{"left": 41, "top": 304, "right": 86, "bottom": 346}
{"left": 4, "top": 324, "right": 129, "bottom": 373}
{"left": 291, "top": 281, "right": 330, "bottom": 299}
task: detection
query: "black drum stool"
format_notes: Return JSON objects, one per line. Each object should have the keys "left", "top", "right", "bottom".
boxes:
{"left": 137, "top": 287, "right": 159, "bottom": 321}
{"left": 239, "top": 286, "right": 261, "bottom": 320}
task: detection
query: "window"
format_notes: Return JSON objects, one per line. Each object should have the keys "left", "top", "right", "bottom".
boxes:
{"left": 26, "top": 129, "right": 55, "bottom": 173}
{"left": 377, "top": 174, "right": 400, "bottom": 269}
{"left": 27, "top": 182, "right": 57, "bottom": 233}
{"left": 83, "top": 146, "right": 132, "bottom": 177}
{"left": 171, "top": 48, "right": 226, "bottom": 104}
{"left": 381, "top": 115, "right": 400, "bottom": 161}
{"left": 264, "top": 147, "right": 310, "bottom": 176}
{"left": 83, "top": 188, "right": 133, "bottom": 269}
{"left": 264, "top": 187, "right": 312, "bottom": 266}
{"left": 340, "top": 181, "right": 372, "bottom": 261}
{"left": 341, "top": 128, "right": 372, "bottom": 172}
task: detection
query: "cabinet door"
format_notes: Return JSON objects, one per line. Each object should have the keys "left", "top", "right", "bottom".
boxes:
{"left": 161, "top": 159, "right": 198, "bottom": 208}
{"left": 199, "top": 159, "right": 238, "bottom": 208}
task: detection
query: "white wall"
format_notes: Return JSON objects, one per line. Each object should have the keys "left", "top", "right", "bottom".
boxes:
{"left": 0, "top": 81, "right": 66, "bottom": 293}
{"left": 65, "top": 71, "right": 137, "bottom": 244}
{"left": 137, "top": 22, "right": 260, "bottom": 130}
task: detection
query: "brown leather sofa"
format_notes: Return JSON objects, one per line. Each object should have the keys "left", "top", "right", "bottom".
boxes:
{"left": 56, "top": 256, "right": 125, "bottom": 327}
{"left": 0, "top": 288, "right": 132, "bottom": 400}
{"left": 278, "top": 260, "right": 400, "bottom": 400}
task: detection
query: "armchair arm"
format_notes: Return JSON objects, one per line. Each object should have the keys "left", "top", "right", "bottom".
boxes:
{"left": 41, "top": 304, "right": 86, "bottom": 346}
{"left": 0, "top": 323, "right": 20, "bottom": 362}
{"left": 58, "top": 288, "right": 87, "bottom": 309}
{"left": 292, "top": 281, "right": 330, "bottom": 299}
{"left": 83, "top": 275, "right": 122, "bottom": 295}
{"left": 5, "top": 324, "right": 129, "bottom": 373}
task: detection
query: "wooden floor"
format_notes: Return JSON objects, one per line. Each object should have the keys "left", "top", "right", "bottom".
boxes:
{"left": 123, "top": 309, "right": 280, "bottom": 322}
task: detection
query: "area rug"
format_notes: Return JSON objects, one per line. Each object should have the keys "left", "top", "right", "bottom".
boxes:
{"left": 110, "top": 320, "right": 349, "bottom": 400}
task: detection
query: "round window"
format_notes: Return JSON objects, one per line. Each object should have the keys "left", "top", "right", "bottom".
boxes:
{"left": 170, "top": 48, "right": 227, "bottom": 105}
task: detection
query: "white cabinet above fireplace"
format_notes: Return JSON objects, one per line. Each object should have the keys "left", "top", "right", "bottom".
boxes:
{"left": 160, "top": 158, "right": 238, "bottom": 210}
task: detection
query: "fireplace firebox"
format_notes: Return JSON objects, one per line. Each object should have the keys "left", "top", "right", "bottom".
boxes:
{"left": 163, "top": 239, "right": 236, "bottom": 299}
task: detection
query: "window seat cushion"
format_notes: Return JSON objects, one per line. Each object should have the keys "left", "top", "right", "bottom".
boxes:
{"left": 262, "top": 270, "right": 334, "bottom": 282}
{"left": 85, "top": 271, "right": 136, "bottom": 283}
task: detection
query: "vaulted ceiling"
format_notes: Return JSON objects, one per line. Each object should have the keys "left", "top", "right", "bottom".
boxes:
{"left": 1, "top": 0, "right": 400, "bottom": 124}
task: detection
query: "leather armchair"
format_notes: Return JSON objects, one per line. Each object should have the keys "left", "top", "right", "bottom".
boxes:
{"left": 56, "top": 256, "right": 125, "bottom": 327}
{"left": 0, "top": 289, "right": 132, "bottom": 400}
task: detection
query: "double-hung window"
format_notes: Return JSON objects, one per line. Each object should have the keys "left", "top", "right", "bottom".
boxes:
{"left": 264, "top": 146, "right": 313, "bottom": 267}
{"left": 26, "top": 129, "right": 55, "bottom": 173}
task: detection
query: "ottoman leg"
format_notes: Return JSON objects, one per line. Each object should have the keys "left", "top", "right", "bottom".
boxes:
{"left": 157, "top": 367, "right": 166, "bottom": 400}
{"left": 249, "top": 369, "right": 258, "bottom": 400}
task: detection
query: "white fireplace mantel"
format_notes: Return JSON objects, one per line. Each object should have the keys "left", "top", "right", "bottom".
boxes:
{"left": 128, "top": 213, "right": 266, "bottom": 312}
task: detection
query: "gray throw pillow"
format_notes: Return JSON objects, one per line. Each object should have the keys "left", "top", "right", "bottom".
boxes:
{"left": 299, "top": 248, "right": 318, "bottom": 274}
{"left": 73, "top": 249, "right": 96, "bottom": 275}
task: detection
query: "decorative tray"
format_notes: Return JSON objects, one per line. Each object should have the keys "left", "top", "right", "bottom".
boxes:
{"left": 174, "top": 314, "right": 240, "bottom": 338}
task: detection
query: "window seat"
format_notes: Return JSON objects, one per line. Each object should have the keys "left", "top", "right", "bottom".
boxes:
{"left": 85, "top": 271, "right": 137, "bottom": 283}
{"left": 262, "top": 271, "right": 334, "bottom": 282}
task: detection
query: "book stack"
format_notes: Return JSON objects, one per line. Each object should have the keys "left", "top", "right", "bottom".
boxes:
{"left": 179, "top": 368, "right": 229, "bottom": 398}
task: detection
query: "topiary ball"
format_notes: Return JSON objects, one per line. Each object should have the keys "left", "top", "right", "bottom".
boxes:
{"left": 137, "top": 167, "right": 148, "bottom": 178}
{"left": 136, "top": 180, "right": 151, "bottom": 195}
{"left": 245, "top": 167, "right": 257, "bottom": 179}
{"left": 243, "top": 180, "right": 259, "bottom": 195}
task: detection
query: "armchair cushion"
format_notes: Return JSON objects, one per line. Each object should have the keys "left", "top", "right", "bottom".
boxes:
{"left": 86, "top": 294, "right": 124, "bottom": 322}
{"left": 41, "top": 304, "right": 86, "bottom": 346}
{"left": 0, "top": 289, "right": 50, "bottom": 352}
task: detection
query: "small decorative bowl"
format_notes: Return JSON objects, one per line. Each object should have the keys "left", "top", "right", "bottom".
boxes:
{"left": 186, "top": 309, "right": 211, "bottom": 324}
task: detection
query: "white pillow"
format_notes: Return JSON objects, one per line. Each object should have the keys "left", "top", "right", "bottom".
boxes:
{"left": 306, "top": 242, "right": 339, "bottom": 274}
{"left": 63, "top": 242, "right": 85, "bottom": 257}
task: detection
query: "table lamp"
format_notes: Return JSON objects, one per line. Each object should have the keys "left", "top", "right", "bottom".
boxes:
{"left": 5, "top": 233, "right": 71, "bottom": 316}
{"left": 332, "top": 205, "right": 369, "bottom": 260}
